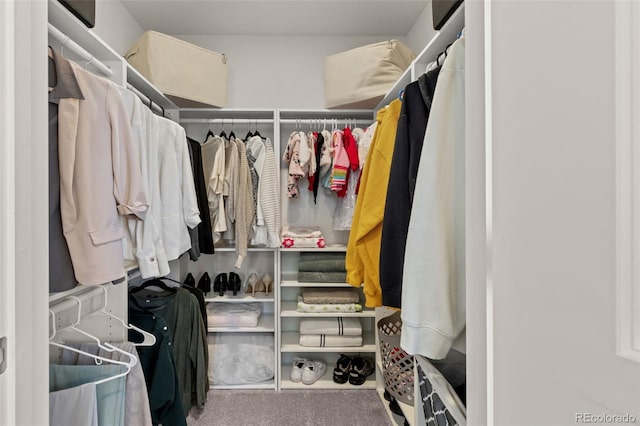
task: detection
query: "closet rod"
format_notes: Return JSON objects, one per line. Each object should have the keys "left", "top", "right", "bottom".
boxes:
{"left": 126, "top": 83, "right": 165, "bottom": 117}
{"left": 180, "top": 119, "right": 274, "bottom": 124}
{"left": 47, "top": 23, "right": 113, "bottom": 78}
{"left": 279, "top": 119, "right": 372, "bottom": 125}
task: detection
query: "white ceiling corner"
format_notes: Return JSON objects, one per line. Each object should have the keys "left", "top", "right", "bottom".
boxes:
{"left": 120, "top": 0, "right": 430, "bottom": 36}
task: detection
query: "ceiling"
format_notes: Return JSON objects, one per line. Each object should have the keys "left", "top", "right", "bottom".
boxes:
{"left": 120, "top": 0, "right": 429, "bottom": 36}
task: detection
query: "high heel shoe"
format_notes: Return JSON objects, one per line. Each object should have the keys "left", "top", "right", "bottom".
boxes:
{"left": 260, "top": 273, "right": 273, "bottom": 296}
{"left": 245, "top": 272, "right": 259, "bottom": 297}
{"left": 197, "top": 272, "right": 212, "bottom": 295}
{"left": 228, "top": 272, "right": 242, "bottom": 296}
{"left": 214, "top": 273, "right": 228, "bottom": 296}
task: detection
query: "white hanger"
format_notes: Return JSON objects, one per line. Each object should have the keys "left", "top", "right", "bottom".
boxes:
{"left": 49, "top": 304, "right": 135, "bottom": 386}
{"left": 97, "top": 286, "right": 156, "bottom": 347}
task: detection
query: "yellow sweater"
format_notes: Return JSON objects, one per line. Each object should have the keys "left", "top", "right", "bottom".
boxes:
{"left": 346, "top": 99, "right": 402, "bottom": 307}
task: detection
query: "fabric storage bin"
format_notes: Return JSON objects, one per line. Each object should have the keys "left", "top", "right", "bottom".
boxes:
{"left": 323, "top": 40, "right": 415, "bottom": 109}
{"left": 125, "top": 31, "right": 228, "bottom": 108}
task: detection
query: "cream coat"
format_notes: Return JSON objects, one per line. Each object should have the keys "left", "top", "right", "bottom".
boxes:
{"left": 59, "top": 62, "right": 148, "bottom": 285}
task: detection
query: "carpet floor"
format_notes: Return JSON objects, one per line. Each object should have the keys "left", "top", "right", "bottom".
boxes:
{"left": 187, "top": 389, "right": 394, "bottom": 426}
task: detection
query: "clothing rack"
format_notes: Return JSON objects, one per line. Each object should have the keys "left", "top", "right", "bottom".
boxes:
{"left": 47, "top": 23, "right": 113, "bottom": 78}
{"left": 180, "top": 118, "right": 274, "bottom": 124}
{"left": 126, "top": 83, "right": 165, "bottom": 117}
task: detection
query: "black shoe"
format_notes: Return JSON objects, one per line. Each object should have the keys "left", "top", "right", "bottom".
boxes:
{"left": 228, "top": 272, "right": 242, "bottom": 296}
{"left": 348, "top": 356, "right": 375, "bottom": 386}
{"left": 214, "top": 273, "right": 228, "bottom": 296}
{"left": 197, "top": 272, "right": 212, "bottom": 294}
{"left": 388, "top": 398, "right": 403, "bottom": 416}
{"left": 333, "top": 354, "right": 352, "bottom": 384}
{"left": 184, "top": 273, "right": 195, "bottom": 288}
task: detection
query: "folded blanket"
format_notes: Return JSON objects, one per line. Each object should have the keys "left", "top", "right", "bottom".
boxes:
{"left": 299, "top": 334, "right": 363, "bottom": 347}
{"left": 281, "top": 226, "right": 323, "bottom": 238}
{"left": 296, "top": 296, "right": 362, "bottom": 313}
{"left": 299, "top": 317, "right": 362, "bottom": 336}
{"left": 298, "top": 259, "right": 346, "bottom": 272}
{"left": 302, "top": 288, "right": 360, "bottom": 304}
{"left": 299, "top": 252, "right": 346, "bottom": 262}
{"left": 298, "top": 271, "right": 346, "bottom": 282}
{"left": 207, "top": 303, "right": 262, "bottom": 327}
{"left": 282, "top": 236, "right": 326, "bottom": 249}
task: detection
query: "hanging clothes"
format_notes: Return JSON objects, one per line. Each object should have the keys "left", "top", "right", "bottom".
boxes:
{"left": 234, "top": 140, "right": 255, "bottom": 267}
{"left": 57, "top": 54, "right": 148, "bottom": 285}
{"left": 128, "top": 309, "right": 187, "bottom": 426}
{"left": 320, "top": 129, "right": 334, "bottom": 189}
{"left": 48, "top": 48, "right": 78, "bottom": 292}
{"left": 201, "top": 135, "right": 227, "bottom": 242}
{"left": 246, "top": 135, "right": 266, "bottom": 245}
{"left": 333, "top": 127, "right": 365, "bottom": 230}
{"left": 155, "top": 116, "right": 201, "bottom": 261}
{"left": 187, "top": 137, "right": 215, "bottom": 256}
{"left": 330, "top": 130, "right": 348, "bottom": 193}
{"left": 49, "top": 382, "right": 98, "bottom": 426}
{"left": 401, "top": 37, "right": 466, "bottom": 360}
{"left": 119, "top": 89, "right": 170, "bottom": 278}
{"left": 129, "top": 288, "right": 208, "bottom": 416}
{"left": 346, "top": 99, "right": 402, "bottom": 307}
{"left": 283, "top": 131, "right": 305, "bottom": 198}
{"left": 222, "top": 136, "right": 240, "bottom": 242}
{"left": 310, "top": 131, "right": 324, "bottom": 203}
{"left": 379, "top": 65, "right": 441, "bottom": 308}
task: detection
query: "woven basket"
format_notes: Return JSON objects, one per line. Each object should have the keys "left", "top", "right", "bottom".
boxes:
{"left": 377, "top": 311, "right": 414, "bottom": 406}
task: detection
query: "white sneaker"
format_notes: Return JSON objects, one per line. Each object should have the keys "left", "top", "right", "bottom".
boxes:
{"left": 290, "top": 358, "right": 308, "bottom": 383}
{"left": 301, "top": 360, "right": 327, "bottom": 385}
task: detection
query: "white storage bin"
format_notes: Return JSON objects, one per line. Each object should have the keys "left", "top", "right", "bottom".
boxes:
{"left": 125, "top": 30, "right": 228, "bottom": 108}
{"left": 323, "top": 40, "right": 415, "bottom": 109}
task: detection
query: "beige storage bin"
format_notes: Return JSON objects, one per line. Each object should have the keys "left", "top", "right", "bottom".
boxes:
{"left": 324, "top": 40, "right": 415, "bottom": 109}
{"left": 125, "top": 31, "right": 228, "bottom": 108}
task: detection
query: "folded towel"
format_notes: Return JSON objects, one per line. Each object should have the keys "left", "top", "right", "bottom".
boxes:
{"left": 207, "top": 303, "right": 263, "bottom": 328}
{"left": 302, "top": 288, "right": 360, "bottom": 304}
{"left": 299, "top": 317, "right": 362, "bottom": 336}
{"left": 281, "top": 226, "right": 323, "bottom": 238}
{"left": 299, "top": 252, "right": 346, "bottom": 262}
{"left": 298, "top": 259, "right": 346, "bottom": 272}
{"left": 299, "top": 334, "right": 363, "bottom": 347}
{"left": 296, "top": 296, "right": 362, "bottom": 313}
{"left": 298, "top": 271, "right": 346, "bottom": 282}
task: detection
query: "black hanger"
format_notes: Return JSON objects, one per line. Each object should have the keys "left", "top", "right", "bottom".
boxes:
{"left": 128, "top": 293, "right": 155, "bottom": 315}
{"left": 205, "top": 129, "right": 215, "bottom": 141}
{"left": 229, "top": 130, "right": 236, "bottom": 140}
{"left": 220, "top": 130, "right": 227, "bottom": 140}
{"left": 129, "top": 278, "right": 178, "bottom": 294}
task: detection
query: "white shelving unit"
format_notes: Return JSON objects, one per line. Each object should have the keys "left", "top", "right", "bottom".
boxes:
{"left": 280, "top": 366, "right": 376, "bottom": 390}
{"left": 281, "top": 330, "right": 376, "bottom": 353}
{"left": 280, "top": 301, "right": 374, "bottom": 318}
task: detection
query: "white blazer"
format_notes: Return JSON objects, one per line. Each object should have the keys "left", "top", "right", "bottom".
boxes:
{"left": 59, "top": 62, "right": 148, "bottom": 285}
{"left": 155, "top": 116, "right": 201, "bottom": 260}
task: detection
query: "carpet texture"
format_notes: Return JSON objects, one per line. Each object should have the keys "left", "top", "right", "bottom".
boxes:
{"left": 187, "top": 389, "right": 393, "bottom": 426}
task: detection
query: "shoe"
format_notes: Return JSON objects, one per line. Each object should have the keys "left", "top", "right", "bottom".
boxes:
{"left": 197, "top": 272, "right": 212, "bottom": 294}
{"left": 184, "top": 273, "right": 195, "bottom": 288}
{"left": 301, "top": 360, "right": 327, "bottom": 385}
{"left": 332, "top": 354, "right": 352, "bottom": 384}
{"left": 214, "top": 273, "right": 228, "bottom": 296}
{"left": 348, "top": 356, "right": 375, "bottom": 386}
{"left": 228, "top": 272, "right": 242, "bottom": 296}
{"left": 245, "top": 272, "right": 259, "bottom": 296}
{"left": 388, "top": 397, "right": 404, "bottom": 416}
{"left": 290, "top": 357, "right": 308, "bottom": 383}
{"left": 260, "top": 273, "right": 273, "bottom": 296}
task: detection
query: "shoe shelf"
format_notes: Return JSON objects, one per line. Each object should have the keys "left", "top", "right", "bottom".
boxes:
{"left": 204, "top": 294, "right": 275, "bottom": 303}
{"left": 207, "top": 313, "right": 275, "bottom": 333}
{"left": 280, "top": 301, "right": 375, "bottom": 318}
{"left": 280, "top": 331, "right": 377, "bottom": 353}
{"left": 280, "top": 365, "right": 376, "bottom": 390}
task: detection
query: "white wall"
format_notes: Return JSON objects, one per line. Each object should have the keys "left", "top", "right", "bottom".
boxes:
{"left": 404, "top": 2, "right": 437, "bottom": 54}
{"left": 176, "top": 35, "right": 407, "bottom": 109}
{"left": 486, "top": 1, "right": 640, "bottom": 424}
{"left": 93, "top": 0, "right": 144, "bottom": 55}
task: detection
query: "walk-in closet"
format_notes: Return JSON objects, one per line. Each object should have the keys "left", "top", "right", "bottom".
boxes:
{"left": 3, "top": 0, "right": 640, "bottom": 425}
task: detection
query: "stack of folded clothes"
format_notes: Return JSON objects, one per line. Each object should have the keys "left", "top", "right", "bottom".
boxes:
{"left": 206, "top": 302, "right": 263, "bottom": 327}
{"left": 297, "top": 252, "right": 346, "bottom": 283}
{"left": 296, "top": 287, "right": 363, "bottom": 313}
{"left": 281, "top": 226, "right": 326, "bottom": 248}
{"left": 298, "top": 317, "right": 363, "bottom": 347}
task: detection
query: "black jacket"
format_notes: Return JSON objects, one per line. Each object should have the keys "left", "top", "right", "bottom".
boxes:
{"left": 187, "top": 137, "right": 215, "bottom": 256}
{"left": 379, "top": 67, "right": 441, "bottom": 308}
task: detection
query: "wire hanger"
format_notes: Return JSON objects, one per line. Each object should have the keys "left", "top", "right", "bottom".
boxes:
{"left": 97, "top": 286, "right": 156, "bottom": 347}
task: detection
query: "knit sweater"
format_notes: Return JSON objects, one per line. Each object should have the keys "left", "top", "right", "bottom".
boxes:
{"left": 234, "top": 140, "right": 255, "bottom": 267}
